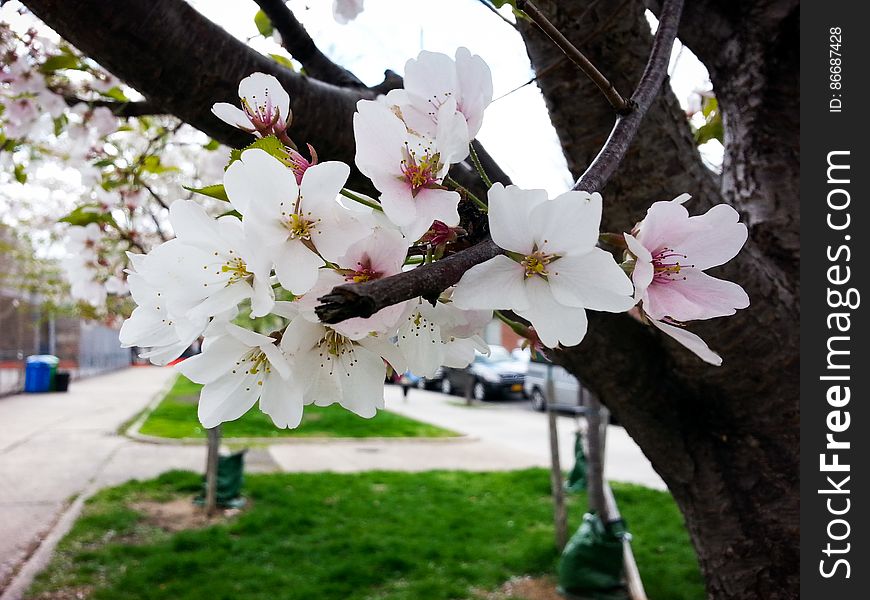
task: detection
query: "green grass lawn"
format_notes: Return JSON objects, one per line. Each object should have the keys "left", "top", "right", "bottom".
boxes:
{"left": 138, "top": 376, "right": 455, "bottom": 439}
{"left": 27, "top": 469, "right": 704, "bottom": 600}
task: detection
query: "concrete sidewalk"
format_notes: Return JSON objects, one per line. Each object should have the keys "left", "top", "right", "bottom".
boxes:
{"left": 383, "top": 386, "right": 664, "bottom": 490}
{"left": 0, "top": 367, "right": 200, "bottom": 594}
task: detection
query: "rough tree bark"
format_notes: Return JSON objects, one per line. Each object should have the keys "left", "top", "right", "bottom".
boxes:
{"left": 520, "top": 2, "right": 799, "bottom": 598}
{"left": 21, "top": 1, "right": 799, "bottom": 598}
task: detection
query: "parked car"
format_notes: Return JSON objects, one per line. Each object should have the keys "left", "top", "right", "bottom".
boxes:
{"left": 440, "top": 345, "right": 526, "bottom": 401}
{"left": 524, "top": 358, "right": 596, "bottom": 413}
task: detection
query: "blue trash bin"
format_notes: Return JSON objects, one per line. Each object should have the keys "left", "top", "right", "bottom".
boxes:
{"left": 25, "top": 356, "right": 57, "bottom": 393}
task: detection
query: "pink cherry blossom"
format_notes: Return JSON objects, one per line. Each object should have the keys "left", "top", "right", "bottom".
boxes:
{"left": 211, "top": 73, "right": 291, "bottom": 141}
{"left": 332, "top": 0, "right": 365, "bottom": 24}
{"left": 624, "top": 193, "right": 750, "bottom": 365}
{"left": 353, "top": 99, "right": 464, "bottom": 241}
{"left": 625, "top": 193, "right": 749, "bottom": 323}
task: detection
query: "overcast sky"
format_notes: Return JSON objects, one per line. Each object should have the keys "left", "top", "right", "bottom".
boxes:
{"left": 188, "top": 0, "right": 719, "bottom": 196}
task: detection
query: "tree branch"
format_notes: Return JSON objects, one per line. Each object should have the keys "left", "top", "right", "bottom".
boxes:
{"left": 518, "top": 0, "right": 632, "bottom": 114}
{"left": 574, "top": 0, "right": 684, "bottom": 193}
{"left": 62, "top": 96, "right": 163, "bottom": 117}
{"left": 315, "top": 0, "right": 685, "bottom": 323}
{"left": 25, "top": 0, "right": 497, "bottom": 202}
{"left": 251, "top": 0, "right": 365, "bottom": 88}
{"left": 316, "top": 239, "right": 502, "bottom": 323}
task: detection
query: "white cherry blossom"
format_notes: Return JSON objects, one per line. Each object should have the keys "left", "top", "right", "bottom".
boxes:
{"left": 140, "top": 201, "right": 274, "bottom": 319}
{"left": 119, "top": 263, "right": 209, "bottom": 365}
{"left": 224, "top": 148, "right": 369, "bottom": 295}
{"left": 354, "top": 99, "right": 465, "bottom": 240}
{"left": 398, "top": 296, "right": 490, "bottom": 378}
{"left": 211, "top": 73, "right": 291, "bottom": 139}
{"left": 384, "top": 47, "right": 493, "bottom": 150}
{"left": 179, "top": 323, "right": 302, "bottom": 429}
{"left": 623, "top": 193, "right": 750, "bottom": 365}
{"left": 452, "top": 184, "right": 636, "bottom": 347}
{"left": 280, "top": 316, "right": 405, "bottom": 419}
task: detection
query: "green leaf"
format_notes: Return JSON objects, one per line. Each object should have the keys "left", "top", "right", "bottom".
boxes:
{"left": 694, "top": 117, "right": 723, "bottom": 145}
{"left": 140, "top": 155, "right": 179, "bottom": 174}
{"left": 13, "top": 163, "right": 27, "bottom": 184}
{"left": 218, "top": 208, "right": 242, "bottom": 219}
{"left": 693, "top": 96, "right": 722, "bottom": 145}
{"left": 0, "top": 134, "right": 17, "bottom": 153}
{"left": 254, "top": 10, "right": 274, "bottom": 36}
{"left": 184, "top": 184, "right": 230, "bottom": 202}
{"left": 59, "top": 204, "right": 116, "bottom": 226}
{"left": 102, "top": 86, "right": 130, "bottom": 102}
{"left": 203, "top": 139, "right": 221, "bottom": 151}
{"left": 226, "top": 135, "right": 286, "bottom": 169}
{"left": 39, "top": 53, "right": 82, "bottom": 74}
{"left": 491, "top": 0, "right": 517, "bottom": 7}
{"left": 269, "top": 53, "right": 296, "bottom": 70}
{"left": 92, "top": 158, "right": 116, "bottom": 168}
{"left": 701, "top": 96, "right": 718, "bottom": 118}
{"left": 53, "top": 114, "right": 68, "bottom": 136}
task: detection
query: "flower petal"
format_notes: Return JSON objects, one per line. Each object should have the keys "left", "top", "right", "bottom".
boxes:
{"left": 650, "top": 319, "right": 722, "bottom": 366}
{"left": 211, "top": 103, "right": 252, "bottom": 130}
{"left": 178, "top": 334, "right": 247, "bottom": 385}
{"left": 452, "top": 255, "right": 529, "bottom": 311}
{"left": 487, "top": 183, "right": 545, "bottom": 253}
{"left": 547, "top": 248, "right": 636, "bottom": 312}
{"left": 198, "top": 370, "right": 260, "bottom": 428}
{"left": 225, "top": 148, "right": 298, "bottom": 220}
{"left": 238, "top": 73, "right": 290, "bottom": 123}
{"left": 636, "top": 198, "right": 691, "bottom": 253}
{"left": 530, "top": 191, "right": 601, "bottom": 256}
{"left": 338, "top": 345, "right": 386, "bottom": 418}
{"left": 516, "top": 276, "right": 588, "bottom": 348}
{"left": 679, "top": 204, "right": 748, "bottom": 270}
{"left": 624, "top": 233, "right": 654, "bottom": 301}
{"left": 274, "top": 241, "right": 324, "bottom": 296}
{"left": 260, "top": 375, "right": 303, "bottom": 429}
{"left": 300, "top": 161, "right": 350, "bottom": 213}
{"left": 644, "top": 268, "right": 750, "bottom": 322}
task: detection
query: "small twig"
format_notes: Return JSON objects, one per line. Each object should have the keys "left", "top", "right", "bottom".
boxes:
{"left": 468, "top": 143, "right": 493, "bottom": 188}
{"left": 518, "top": 0, "right": 632, "bottom": 114}
{"left": 445, "top": 176, "right": 488, "bottom": 212}
{"left": 137, "top": 179, "right": 170, "bottom": 211}
{"left": 575, "top": 0, "right": 685, "bottom": 193}
{"left": 473, "top": 0, "right": 518, "bottom": 28}
{"left": 339, "top": 188, "right": 383, "bottom": 211}
{"left": 62, "top": 96, "right": 162, "bottom": 117}
{"left": 146, "top": 205, "right": 168, "bottom": 241}
{"left": 252, "top": 0, "right": 365, "bottom": 88}
{"left": 469, "top": 140, "right": 512, "bottom": 185}
{"left": 491, "top": 56, "right": 567, "bottom": 103}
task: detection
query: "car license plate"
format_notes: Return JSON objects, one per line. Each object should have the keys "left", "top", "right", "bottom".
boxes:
{"left": 511, "top": 383, "right": 522, "bottom": 392}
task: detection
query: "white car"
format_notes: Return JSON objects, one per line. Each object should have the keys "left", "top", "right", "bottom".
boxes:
{"left": 523, "top": 358, "right": 595, "bottom": 413}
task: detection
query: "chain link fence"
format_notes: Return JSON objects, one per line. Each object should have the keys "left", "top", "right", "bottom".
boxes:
{"left": 0, "top": 293, "right": 130, "bottom": 396}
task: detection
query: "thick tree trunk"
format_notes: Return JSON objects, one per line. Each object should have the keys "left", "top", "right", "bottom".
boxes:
{"left": 519, "top": 2, "right": 799, "bottom": 598}
{"left": 22, "top": 0, "right": 800, "bottom": 596}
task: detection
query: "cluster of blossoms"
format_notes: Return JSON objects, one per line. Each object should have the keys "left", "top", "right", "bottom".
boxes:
{"left": 121, "top": 48, "right": 749, "bottom": 431}
{"left": 1, "top": 13, "right": 228, "bottom": 317}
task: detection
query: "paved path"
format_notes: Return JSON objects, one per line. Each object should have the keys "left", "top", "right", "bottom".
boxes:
{"left": 0, "top": 367, "right": 664, "bottom": 598}
{"left": 382, "top": 387, "right": 664, "bottom": 490}
{"left": 0, "top": 367, "right": 202, "bottom": 595}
